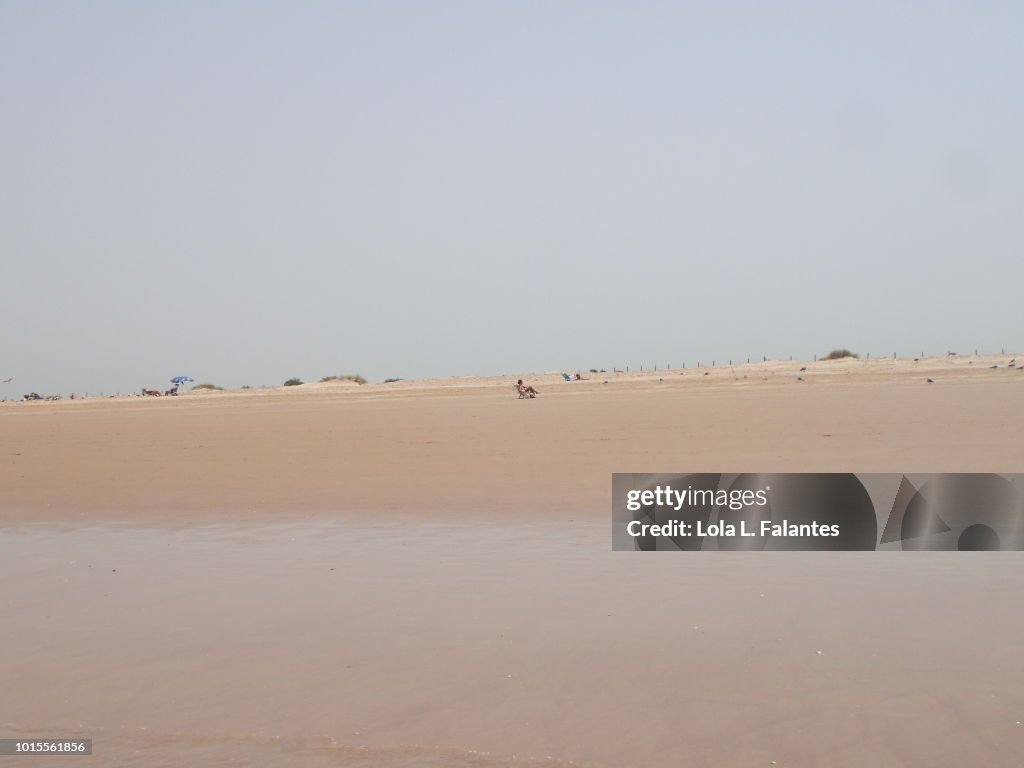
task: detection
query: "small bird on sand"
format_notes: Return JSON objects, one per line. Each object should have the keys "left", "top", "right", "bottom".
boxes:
{"left": 927, "top": 378, "right": 935, "bottom": 383}
{"left": 799, "top": 366, "right": 807, "bottom": 371}
{"left": 797, "top": 376, "right": 805, "bottom": 382}
{"left": 990, "top": 365, "right": 998, "bottom": 369}
{"left": 703, "top": 371, "right": 709, "bottom": 376}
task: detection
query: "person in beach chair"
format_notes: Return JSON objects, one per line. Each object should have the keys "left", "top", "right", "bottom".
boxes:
{"left": 561, "top": 372, "right": 572, "bottom": 381}
{"left": 516, "top": 379, "right": 539, "bottom": 398}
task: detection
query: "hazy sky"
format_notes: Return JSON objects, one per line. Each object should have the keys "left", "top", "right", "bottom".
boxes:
{"left": 2, "top": 1, "right": 1022, "bottom": 394}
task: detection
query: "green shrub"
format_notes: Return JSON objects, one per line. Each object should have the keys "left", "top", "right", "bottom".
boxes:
{"left": 383, "top": 378, "right": 403, "bottom": 383}
{"left": 823, "top": 349, "right": 859, "bottom": 360}
{"left": 192, "top": 383, "right": 223, "bottom": 391}
{"left": 319, "top": 374, "right": 367, "bottom": 385}
{"left": 284, "top": 378, "right": 304, "bottom": 387}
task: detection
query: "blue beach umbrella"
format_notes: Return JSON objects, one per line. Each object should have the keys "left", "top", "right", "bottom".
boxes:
{"left": 170, "top": 376, "right": 194, "bottom": 384}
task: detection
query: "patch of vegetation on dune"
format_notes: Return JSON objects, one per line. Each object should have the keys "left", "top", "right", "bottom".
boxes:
{"left": 823, "top": 348, "right": 859, "bottom": 360}
{"left": 319, "top": 374, "right": 367, "bottom": 385}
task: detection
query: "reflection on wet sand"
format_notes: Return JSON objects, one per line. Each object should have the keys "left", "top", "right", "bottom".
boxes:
{"left": 2, "top": 520, "right": 1023, "bottom": 767}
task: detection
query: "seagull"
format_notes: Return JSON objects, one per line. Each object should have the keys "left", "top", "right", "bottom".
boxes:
{"left": 797, "top": 376, "right": 805, "bottom": 382}
{"left": 799, "top": 366, "right": 807, "bottom": 372}
{"left": 991, "top": 365, "right": 998, "bottom": 369}
{"left": 927, "top": 378, "right": 935, "bottom": 383}
{"left": 1, "top": 377, "right": 12, "bottom": 384}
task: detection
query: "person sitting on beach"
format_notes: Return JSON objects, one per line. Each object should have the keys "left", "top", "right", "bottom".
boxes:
{"left": 574, "top": 372, "right": 588, "bottom": 380}
{"left": 516, "top": 379, "right": 539, "bottom": 395}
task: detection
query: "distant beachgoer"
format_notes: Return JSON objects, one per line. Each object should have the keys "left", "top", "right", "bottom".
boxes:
{"left": 516, "top": 379, "right": 539, "bottom": 395}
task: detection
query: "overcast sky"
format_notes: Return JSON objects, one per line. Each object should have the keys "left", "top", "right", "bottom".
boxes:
{"left": 2, "top": 1, "right": 1022, "bottom": 394}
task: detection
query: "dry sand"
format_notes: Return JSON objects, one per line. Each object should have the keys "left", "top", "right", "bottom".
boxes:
{"left": 1, "top": 355, "right": 1021, "bottom": 523}
{"left": 2, "top": 355, "right": 1023, "bottom": 767}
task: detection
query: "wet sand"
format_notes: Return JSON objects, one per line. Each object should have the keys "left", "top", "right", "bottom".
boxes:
{"left": 2, "top": 521, "right": 1023, "bottom": 767}
{"left": 2, "top": 357, "right": 1023, "bottom": 766}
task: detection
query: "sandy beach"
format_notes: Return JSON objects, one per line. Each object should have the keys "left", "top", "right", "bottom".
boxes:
{"left": 1, "top": 355, "right": 1021, "bottom": 524}
{"left": 2, "top": 356, "right": 1024, "bottom": 767}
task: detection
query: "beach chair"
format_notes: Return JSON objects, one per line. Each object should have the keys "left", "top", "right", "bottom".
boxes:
{"left": 516, "top": 384, "right": 536, "bottom": 399}
{"left": 561, "top": 373, "right": 572, "bottom": 381}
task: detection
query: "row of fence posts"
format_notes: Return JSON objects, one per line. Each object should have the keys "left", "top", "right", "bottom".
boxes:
{"left": 620, "top": 348, "right": 1011, "bottom": 372}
